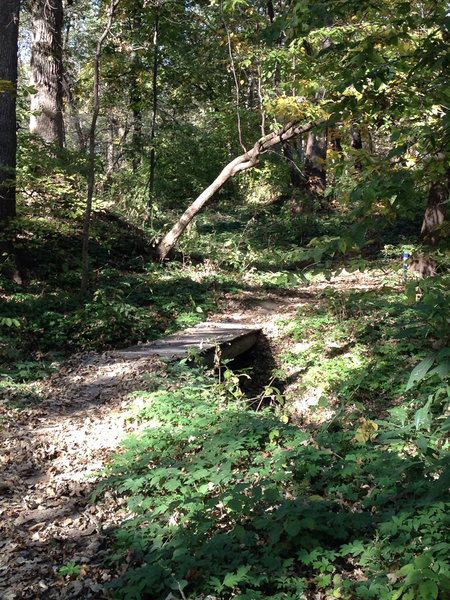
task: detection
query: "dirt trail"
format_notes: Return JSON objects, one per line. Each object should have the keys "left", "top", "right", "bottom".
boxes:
{"left": 0, "top": 270, "right": 388, "bottom": 599}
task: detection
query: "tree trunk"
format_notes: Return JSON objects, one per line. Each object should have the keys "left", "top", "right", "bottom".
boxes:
{"left": 30, "top": 0, "right": 65, "bottom": 147}
{"left": 148, "top": 10, "right": 160, "bottom": 204}
{"left": 156, "top": 118, "right": 325, "bottom": 260}
{"left": 304, "top": 131, "right": 327, "bottom": 194}
{"left": 421, "top": 171, "right": 449, "bottom": 245}
{"left": 62, "top": 74, "right": 86, "bottom": 152}
{"left": 0, "top": 0, "right": 19, "bottom": 222}
{"left": 129, "top": 4, "right": 143, "bottom": 174}
{"left": 350, "top": 127, "right": 363, "bottom": 171}
{"left": 80, "top": 0, "right": 119, "bottom": 293}
{"left": 282, "top": 141, "right": 301, "bottom": 188}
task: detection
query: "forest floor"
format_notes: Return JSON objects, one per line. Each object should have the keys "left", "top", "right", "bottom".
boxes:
{"left": 0, "top": 268, "right": 393, "bottom": 599}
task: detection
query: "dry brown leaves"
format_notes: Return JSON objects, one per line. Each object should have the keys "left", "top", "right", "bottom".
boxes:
{"left": 0, "top": 352, "right": 166, "bottom": 599}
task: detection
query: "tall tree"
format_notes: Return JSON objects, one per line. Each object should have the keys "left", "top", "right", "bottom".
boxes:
{"left": 148, "top": 7, "right": 160, "bottom": 202}
{"left": 80, "top": 0, "right": 120, "bottom": 293}
{"left": 0, "top": 0, "right": 19, "bottom": 222}
{"left": 29, "top": 0, "right": 65, "bottom": 146}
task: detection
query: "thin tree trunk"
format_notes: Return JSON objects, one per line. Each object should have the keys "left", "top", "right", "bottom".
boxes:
{"left": 222, "top": 6, "right": 245, "bottom": 151}
{"left": 148, "top": 10, "right": 160, "bottom": 204}
{"left": 156, "top": 118, "right": 325, "bottom": 260}
{"left": 30, "top": 0, "right": 65, "bottom": 147}
{"left": 350, "top": 127, "right": 363, "bottom": 171}
{"left": 62, "top": 74, "right": 86, "bottom": 152}
{"left": 421, "top": 171, "right": 449, "bottom": 245}
{"left": 129, "top": 4, "right": 143, "bottom": 174}
{"left": 81, "top": 0, "right": 119, "bottom": 293}
{"left": 0, "top": 0, "right": 19, "bottom": 222}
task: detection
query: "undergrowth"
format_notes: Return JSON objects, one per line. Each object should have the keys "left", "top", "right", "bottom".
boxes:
{"left": 1, "top": 181, "right": 448, "bottom": 600}
{"left": 98, "top": 277, "right": 449, "bottom": 600}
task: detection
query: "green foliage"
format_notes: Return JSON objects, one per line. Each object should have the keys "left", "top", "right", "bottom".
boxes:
{"left": 99, "top": 308, "right": 449, "bottom": 600}
{"left": 58, "top": 562, "right": 82, "bottom": 579}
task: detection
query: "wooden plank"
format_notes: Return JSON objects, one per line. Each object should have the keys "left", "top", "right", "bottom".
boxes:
{"left": 115, "top": 322, "right": 261, "bottom": 364}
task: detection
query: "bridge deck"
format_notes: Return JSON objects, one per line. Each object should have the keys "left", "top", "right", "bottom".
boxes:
{"left": 115, "top": 321, "right": 261, "bottom": 364}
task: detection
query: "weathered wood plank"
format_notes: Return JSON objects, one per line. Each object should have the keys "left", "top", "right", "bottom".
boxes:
{"left": 115, "top": 322, "right": 261, "bottom": 364}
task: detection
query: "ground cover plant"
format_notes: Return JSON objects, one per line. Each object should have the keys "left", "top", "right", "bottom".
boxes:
{"left": 96, "top": 266, "right": 449, "bottom": 600}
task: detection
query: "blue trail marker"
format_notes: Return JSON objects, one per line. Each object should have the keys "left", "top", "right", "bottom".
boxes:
{"left": 402, "top": 251, "right": 409, "bottom": 284}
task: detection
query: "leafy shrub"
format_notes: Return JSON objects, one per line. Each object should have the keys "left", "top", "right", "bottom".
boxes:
{"left": 99, "top": 357, "right": 449, "bottom": 600}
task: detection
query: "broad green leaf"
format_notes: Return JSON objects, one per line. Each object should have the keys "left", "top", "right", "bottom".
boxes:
{"left": 414, "top": 553, "right": 432, "bottom": 569}
{"left": 418, "top": 580, "right": 439, "bottom": 600}
{"left": 227, "top": 496, "right": 243, "bottom": 512}
{"left": 283, "top": 519, "right": 301, "bottom": 537}
{"left": 397, "top": 563, "right": 414, "bottom": 577}
{"left": 263, "top": 487, "right": 280, "bottom": 501}
{"left": 406, "top": 355, "right": 435, "bottom": 390}
{"left": 414, "top": 399, "right": 432, "bottom": 431}
{"left": 428, "top": 358, "right": 450, "bottom": 380}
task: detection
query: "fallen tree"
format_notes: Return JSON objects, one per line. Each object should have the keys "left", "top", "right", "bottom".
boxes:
{"left": 156, "top": 117, "right": 325, "bottom": 260}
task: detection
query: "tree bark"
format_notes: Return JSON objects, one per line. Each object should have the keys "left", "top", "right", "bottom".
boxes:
{"left": 304, "top": 131, "right": 327, "bottom": 194}
{"left": 156, "top": 118, "right": 325, "bottom": 260}
{"left": 350, "top": 127, "right": 363, "bottom": 171}
{"left": 148, "top": 10, "right": 160, "bottom": 204}
{"left": 0, "top": 0, "right": 19, "bottom": 222}
{"left": 30, "top": 0, "right": 65, "bottom": 147}
{"left": 282, "top": 141, "right": 301, "bottom": 188}
{"left": 421, "top": 170, "right": 449, "bottom": 245}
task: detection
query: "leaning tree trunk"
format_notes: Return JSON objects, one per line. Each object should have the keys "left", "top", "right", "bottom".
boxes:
{"left": 30, "top": 0, "right": 65, "bottom": 147}
{"left": 421, "top": 171, "right": 449, "bottom": 245}
{"left": 0, "top": 0, "right": 19, "bottom": 222}
{"left": 156, "top": 118, "right": 325, "bottom": 260}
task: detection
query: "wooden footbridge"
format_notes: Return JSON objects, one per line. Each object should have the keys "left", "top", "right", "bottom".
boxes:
{"left": 115, "top": 321, "right": 261, "bottom": 365}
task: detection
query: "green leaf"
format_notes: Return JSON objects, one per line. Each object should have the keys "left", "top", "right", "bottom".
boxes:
{"left": 414, "top": 399, "right": 432, "bottom": 431}
{"left": 227, "top": 496, "right": 243, "bottom": 512}
{"left": 405, "top": 568, "right": 422, "bottom": 586}
{"left": 406, "top": 355, "right": 435, "bottom": 390}
{"left": 388, "top": 143, "right": 407, "bottom": 159}
{"left": 418, "top": 581, "right": 439, "bottom": 600}
{"left": 164, "top": 478, "right": 181, "bottom": 491}
{"left": 428, "top": 358, "right": 450, "bottom": 380}
{"left": 283, "top": 519, "right": 301, "bottom": 537}
{"left": 414, "top": 553, "right": 432, "bottom": 569}
{"left": 233, "top": 524, "right": 246, "bottom": 540}
{"left": 338, "top": 238, "right": 347, "bottom": 253}
{"left": 264, "top": 487, "right": 280, "bottom": 501}
{"left": 397, "top": 563, "right": 414, "bottom": 577}
{"left": 223, "top": 571, "right": 239, "bottom": 588}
